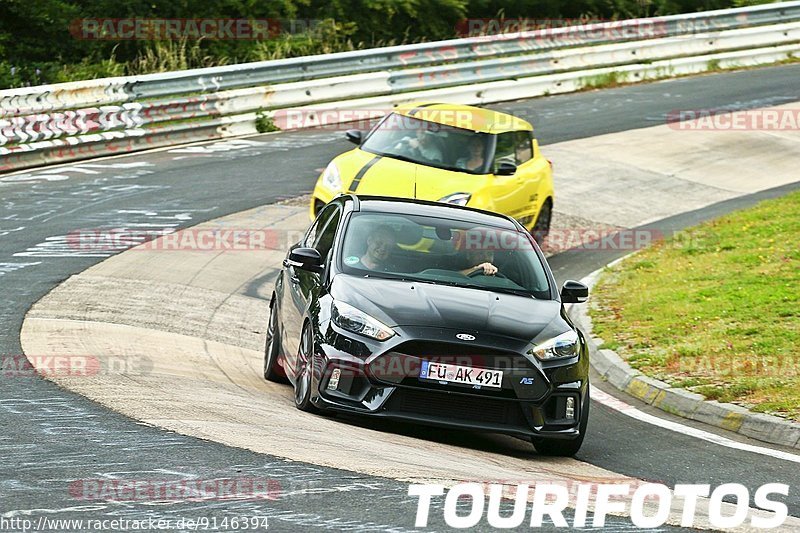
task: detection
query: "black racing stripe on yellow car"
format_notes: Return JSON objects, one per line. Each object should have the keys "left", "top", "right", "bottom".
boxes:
{"left": 347, "top": 156, "right": 382, "bottom": 193}
{"left": 407, "top": 103, "right": 438, "bottom": 116}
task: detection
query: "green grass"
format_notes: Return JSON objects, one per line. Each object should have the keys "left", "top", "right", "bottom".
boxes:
{"left": 255, "top": 111, "right": 281, "bottom": 133}
{"left": 590, "top": 191, "right": 800, "bottom": 421}
{"left": 579, "top": 71, "right": 627, "bottom": 90}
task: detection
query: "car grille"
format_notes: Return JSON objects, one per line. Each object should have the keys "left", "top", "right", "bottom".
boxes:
{"left": 392, "top": 340, "right": 529, "bottom": 369}
{"left": 385, "top": 388, "right": 528, "bottom": 427}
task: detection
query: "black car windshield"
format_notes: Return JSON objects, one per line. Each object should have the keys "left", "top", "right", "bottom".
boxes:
{"left": 340, "top": 212, "right": 551, "bottom": 299}
{"left": 360, "top": 113, "right": 493, "bottom": 174}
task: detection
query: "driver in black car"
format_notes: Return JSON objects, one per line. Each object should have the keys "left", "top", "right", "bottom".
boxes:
{"left": 356, "top": 225, "right": 397, "bottom": 271}
{"left": 459, "top": 248, "right": 498, "bottom": 276}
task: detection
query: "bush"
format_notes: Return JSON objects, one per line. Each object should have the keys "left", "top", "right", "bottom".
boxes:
{"left": 0, "top": 0, "right": 743, "bottom": 88}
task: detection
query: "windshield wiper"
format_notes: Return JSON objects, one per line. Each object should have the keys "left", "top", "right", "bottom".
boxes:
{"left": 436, "top": 163, "right": 476, "bottom": 173}
{"left": 364, "top": 149, "right": 420, "bottom": 166}
{"left": 358, "top": 271, "right": 538, "bottom": 298}
{"left": 361, "top": 272, "right": 420, "bottom": 283}
{"left": 461, "top": 284, "right": 533, "bottom": 298}
{"left": 363, "top": 150, "right": 470, "bottom": 173}
{"left": 403, "top": 277, "right": 535, "bottom": 298}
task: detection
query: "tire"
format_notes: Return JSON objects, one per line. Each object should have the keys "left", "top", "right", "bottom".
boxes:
{"left": 313, "top": 199, "right": 325, "bottom": 218}
{"left": 531, "top": 385, "right": 590, "bottom": 457}
{"left": 293, "top": 323, "right": 319, "bottom": 413}
{"left": 263, "top": 298, "right": 287, "bottom": 383}
{"left": 531, "top": 199, "right": 552, "bottom": 245}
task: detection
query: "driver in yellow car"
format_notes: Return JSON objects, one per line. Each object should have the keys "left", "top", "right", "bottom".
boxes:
{"left": 394, "top": 127, "right": 444, "bottom": 164}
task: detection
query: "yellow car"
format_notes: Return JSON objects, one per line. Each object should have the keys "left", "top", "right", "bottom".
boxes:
{"left": 310, "top": 102, "right": 554, "bottom": 240}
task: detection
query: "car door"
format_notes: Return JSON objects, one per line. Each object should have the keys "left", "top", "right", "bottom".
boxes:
{"left": 281, "top": 203, "right": 341, "bottom": 370}
{"left": 513, "top": 130, "right": 542, "bottom": 227}
{"left": 489, "top": 131, "right": 524, "bottom": 219}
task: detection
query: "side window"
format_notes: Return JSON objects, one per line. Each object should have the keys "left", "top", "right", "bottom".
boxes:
{"left": 515, "top": 131, "right": 533, "bottom": 164}
{"left": 304, "top": 204, "right": 336, "bottom": 247}
{"left": 493, "top": 132, "right": 516, "bottom": 172}
{"left": 313, "top": 210, "right": 341, "bottom": 261}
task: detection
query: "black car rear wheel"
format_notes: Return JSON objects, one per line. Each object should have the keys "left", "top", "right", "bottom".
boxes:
{"left": 293, "top": 324, "right": 318, "bottom": 413}
{"left": 264, "top": 298, "right": 287, "bottom": 383}
{"left": 531, "top": 384, "right": 589, "bottom": 457}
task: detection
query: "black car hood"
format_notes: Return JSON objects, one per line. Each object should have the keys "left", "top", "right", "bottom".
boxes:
{"left": 331, "top": 275, "right": 562, "bottom": 342}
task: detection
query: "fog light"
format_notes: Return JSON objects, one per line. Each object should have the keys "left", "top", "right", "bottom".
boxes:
{"left": 328, "top": 369, "right": 341, "bottom": 390}
{"left": 565, "top": 397, "right": 576, "bottom": 419}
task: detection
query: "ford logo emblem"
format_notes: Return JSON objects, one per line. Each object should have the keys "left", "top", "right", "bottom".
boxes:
{"left": 456, "top": 333, "right": 475, "bottom": 341}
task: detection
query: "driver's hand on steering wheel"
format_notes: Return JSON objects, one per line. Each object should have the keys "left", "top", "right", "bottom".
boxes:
{"left": 471, "top": 262, "right": 498, "bottom": 276}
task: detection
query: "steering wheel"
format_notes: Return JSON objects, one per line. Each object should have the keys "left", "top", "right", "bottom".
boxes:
{"left": 467, "top": 268, "right": 508, "bottom": 279}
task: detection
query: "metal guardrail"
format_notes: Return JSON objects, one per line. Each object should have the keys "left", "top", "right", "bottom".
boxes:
{"left": 122, "top": 0, "right": 800, "bottom": 100}
{"left": 3, "top": 1, "right": 800, "bottom": 116}
{"left": 1, "top": 2, "right": 800, "bottom": 173}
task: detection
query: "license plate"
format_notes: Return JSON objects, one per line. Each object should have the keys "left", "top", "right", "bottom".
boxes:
{"left": 420, "top": 361, "right": 503, "bottom": 388}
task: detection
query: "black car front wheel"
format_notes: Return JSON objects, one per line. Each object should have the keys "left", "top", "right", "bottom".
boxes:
{"left": 531, "top": 384, "right": 590, "bottom": 457}
{"left": 293, "top": 324, "right": 318, "bottom": 413}
{"left": 264, "top": 298, "right": 287, "bottom": 383}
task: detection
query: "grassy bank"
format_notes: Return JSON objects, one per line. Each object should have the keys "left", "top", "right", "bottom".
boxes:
{"left": 590, "top": 191, "right": 800, "bottom": 421}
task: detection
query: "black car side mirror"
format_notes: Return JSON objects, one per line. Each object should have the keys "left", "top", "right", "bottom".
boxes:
{"left": 495, "top": 161, "right": 517, "bottom": 175}
{"left": 345, "top": 129, "right": 363, "bottom": 145}
{"left": 286, "top": 247, "right": 324, "bottom": 273}
{"left": 561, "top": 280, "right": 589, "bottom": 303}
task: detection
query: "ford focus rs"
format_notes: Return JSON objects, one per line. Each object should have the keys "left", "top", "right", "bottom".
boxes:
{"left": 265, "top": 194, "right": 590, "bottom": 456}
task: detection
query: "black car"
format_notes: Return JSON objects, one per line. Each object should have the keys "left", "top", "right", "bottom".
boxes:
{"left": 265, "top": 194, "right": 590, "bottom": 456}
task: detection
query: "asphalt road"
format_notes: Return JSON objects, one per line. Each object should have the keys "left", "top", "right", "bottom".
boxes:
{"left": 1, "top": 64, "right": 799, "bottom": 530}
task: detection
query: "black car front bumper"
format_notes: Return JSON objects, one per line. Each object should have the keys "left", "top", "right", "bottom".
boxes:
{"left": 310, "top": 323, "right": 589, "bottom": 440}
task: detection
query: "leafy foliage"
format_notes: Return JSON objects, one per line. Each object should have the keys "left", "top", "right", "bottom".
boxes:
{"left": 0, "top": 0, "right": 745, "bottom": 87}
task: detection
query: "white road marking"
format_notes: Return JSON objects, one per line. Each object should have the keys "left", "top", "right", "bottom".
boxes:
{"left": 1, "top": 174, "right": 69, "bottom": 182}
{"left": 0, "top": 226, "right": 25, "bottom": 237}
{"left": 38, "top": 167, "right": 99, "bottom": 175}
{"left": 12, "top": 209, "right": 195, "bottom": 258}
{"left": 1, "top": 161, "right": 157, "bottom": 185}
{"left": 168, "top": 138, "right": 266, "bottom": 154}
{"left": 166, "top": 133, "right": 333, "bottom": 157}
{"left": 591, "top": 387, "right": 800, "bottom": 464}
{"left": 0, "top": 262, "right": 41, "bottom": 276}
{"left": 79, "top": 162, "right": 154, "bottom": 169}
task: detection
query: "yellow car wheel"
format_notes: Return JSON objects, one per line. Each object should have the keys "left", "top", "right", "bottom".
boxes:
{"left": 531, "top": 198, "right": 552, "bottom": 245}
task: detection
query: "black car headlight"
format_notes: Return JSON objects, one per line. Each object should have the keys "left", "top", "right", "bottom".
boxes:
{"left": 331, "top": 301, "right": 395, "bottom": 341}
{"left": 530, "top": 330, "right": 579, "bottom": 361}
